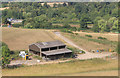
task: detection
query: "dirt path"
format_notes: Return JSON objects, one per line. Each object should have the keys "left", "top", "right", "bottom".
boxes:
{"left": 54, "top": 32, "right": 112, "bottom": 60}
{"left": 9, "top": 59, "right": 71, "bottom": 66}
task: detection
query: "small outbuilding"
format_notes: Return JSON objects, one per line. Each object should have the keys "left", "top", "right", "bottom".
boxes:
{"left": 29, "top": 40, "right": 72, "bottom": 60}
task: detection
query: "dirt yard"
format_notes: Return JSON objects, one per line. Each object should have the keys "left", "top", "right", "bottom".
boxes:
{"left": 2, "top": 27, "right": 60, "bottom": 50}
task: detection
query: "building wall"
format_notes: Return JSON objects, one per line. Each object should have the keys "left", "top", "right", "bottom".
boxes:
{"left": 29, "top": 44, "right": 40, "bottom": 52}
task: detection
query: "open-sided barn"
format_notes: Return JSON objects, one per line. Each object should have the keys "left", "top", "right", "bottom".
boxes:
{"left": 29, "top": 40, "right": 72, "bottom": 60}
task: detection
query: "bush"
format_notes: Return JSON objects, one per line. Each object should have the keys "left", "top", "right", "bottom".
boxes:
{"left": 85, "top": 34, "right": 92, "bottom": 38}
{"left": 10, "top": 51, "right": 22, "bottom": 60}
{"left": 75, "top": 33, "right": 78, "bottom": 35}
{"left": 70, "top": 27, "right": 77, "bottom": 31}
{"left": 2, "top": 24, "right": 7, "bottom": 27}
{"left": 63, "top": 23, "right": 71, "bottom": 28}
{"left": 1, "top": 42, "right": 11, "bottom": 68}
{"left": 67, "top": 30, "right": 73, "bottom": 34}
{"left": 98, "top": 37, "right": 107, "bottom": 40}
{"left": 12, "top": 23, "right": 23, "bottom": 28}
{"left": 67, "top": 46, "right": 85, "bottom": 54}
{"left": 33, "top": 56, "right": 42, "bottom": 60}
{"left": 78, "top": 28, "right": 87, "bottom": 31}
{"left": 60, "top": 29, "right": 73, "bottom": 34}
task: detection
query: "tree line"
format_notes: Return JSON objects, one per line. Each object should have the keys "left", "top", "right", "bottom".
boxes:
{"left": 2, "top": 2, "right": 119, "bottom": 32}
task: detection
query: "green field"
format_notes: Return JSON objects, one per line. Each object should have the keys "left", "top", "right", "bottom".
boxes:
{"left": 2, "top": 59, "right": 118, "bottom": 76}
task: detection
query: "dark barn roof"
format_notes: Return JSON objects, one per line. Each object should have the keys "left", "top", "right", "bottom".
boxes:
{"left": 30, "top": 40, "right": 65, "bottom": 48}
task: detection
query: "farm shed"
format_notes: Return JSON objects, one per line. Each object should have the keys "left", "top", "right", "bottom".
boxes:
{"left": 29, "top": 40, "right": 72, "bottom": 60}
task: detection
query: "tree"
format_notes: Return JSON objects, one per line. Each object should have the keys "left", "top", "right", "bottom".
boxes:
{"left": 43, "top": 2, "right": 49, "bottom": 8}
{"left": 112, "top": 20, "right": 118, "bottom": 32}
{"left": 80, "top": 16, "right": 90, "bottom": 29}
{"left": 24, "top": 23, "right": 33, "bottom": 29}
{"left": 75, "top": 4, "right": 82, "bottom": 14}
{"left": 111, "top": 8, "right": 118, "bottom": 17}
{"left": 2, "top": 17, "right": 8, "bottom": 24}
{"left": 24, "top": 14, "right": 52, "bottom": 29}
{"left": 107, "top": 17, "right": 117, "bottom": 30}
{"left": 63, "top": 2, "right": 67, "bottom": 7}
{"left": 57, "top": 4, "right": 62, "bottom": 7}
{"left": 63, "top": 23, "right": 71, "bottom": 28}
{"left": 68, "top": 2, "right": 76, "bottom": 6}
{"left": 98, "top": 19, "right": 107, "bottom": 32}
{"left": 116, "top": 41, "right": 120, "bottom": 54}
{"left": 53, "top": 3, "right": 57, "bottom": 8}
{"left": 105, "top": 23, "right": 110, "bottom": 32}
{"left": 92, "top": 16, "right": 102, "bottom": 32}
{"left": 92, "top": 22, "right": 99, "bottom": 32}
{"left": 1, "top": 42, "right": 10, "bottom": 68}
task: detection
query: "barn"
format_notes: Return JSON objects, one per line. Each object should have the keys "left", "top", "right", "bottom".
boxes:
{"left": 29, "top": 40, "right": 72, "bottom": 60}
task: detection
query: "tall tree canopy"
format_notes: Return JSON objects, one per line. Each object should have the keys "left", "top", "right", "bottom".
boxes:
{"left": 1, "top": 42, "right": 10, "bottom": 68}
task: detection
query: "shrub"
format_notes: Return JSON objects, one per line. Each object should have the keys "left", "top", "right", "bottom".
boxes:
{"left": 67, "top": 30, "right": 73, "bottom": 34}
{"left": 67, "top": 47, "right": 85, "bottom": 54}
{"left": 60, "top": 29, "right": 73, "bottom": 34}
{"left": 1, "top": 42, "right": 11, "bottom": 68}
{"left": 63, "top": 23, "right": 71, "bottom": 28}
{"left": 75, "top": 33, "right": 78, "bottom": 35}
{"left": 2, "top": 24, "right": 7, "bottom": 27}
{"left": 78, "top": 27, "right": 87, "bottom": 31}
{"left": 85, "top": 34, "right": 92, "bottom": 38}
{"left": 98, "top": 37, "right": 107, "bottom": 40}
{"left": 10, "top": 50, "right": 22, "bottom": 60}
{"left": 12, "top": 23, "right": 23, "bottom": 28}
{"left": 33, "top": 56, "right": 42, "bottom": 60}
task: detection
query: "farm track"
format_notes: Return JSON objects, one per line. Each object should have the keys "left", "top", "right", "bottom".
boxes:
{"left": 54, "top": 32, "right": 113, "bottom": 60}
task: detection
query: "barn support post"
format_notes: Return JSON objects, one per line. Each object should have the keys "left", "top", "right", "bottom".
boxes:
{"left": 28, "top": 49, "right": 29, "bottom": 52}
{"left": 65, "top": 45, "right": 67, "bottom": 49}
{"left": 46, "top": 55, "right": 48, "bottom": 61}
{"left": 64, "top": 53, "right": 65, "bottom": 58}
{"left": 40, "top": 49, "right": 42, "bottom": 57}
{"left": 57, "top": 46, "right": 59, "bottom": 49}
{"left": 49, "top": 48, "right": 50, "bottom": 51}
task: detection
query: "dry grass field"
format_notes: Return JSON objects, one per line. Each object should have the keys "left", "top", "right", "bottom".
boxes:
{"left": 66, "top": 70, "right": 118, "bottom": 76}
{"left": 2, "top": 59, "right": 118, "bottom": 76}
{"left": 2, "top": 27, "right": 60, "bottom": 50}
{"left": 62, "top": 32, "right": 118, "bottom": 52}
{"left": 74, "top": 31, "right": 118, "bottom": 41}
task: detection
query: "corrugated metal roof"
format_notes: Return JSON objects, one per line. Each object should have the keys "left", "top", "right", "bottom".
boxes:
{"left": 42, "top": 48, "right": 72, "bottom": 56}
{"left": 33, "top": 40, "right": 65, "bottom": 48}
